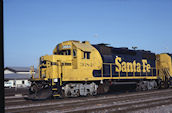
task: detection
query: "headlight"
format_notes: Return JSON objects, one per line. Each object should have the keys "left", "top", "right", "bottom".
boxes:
{"left": 54, "top": 78, "right": 58, "bottom": 82}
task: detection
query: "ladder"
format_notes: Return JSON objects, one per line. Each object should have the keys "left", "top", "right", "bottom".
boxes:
{"left": 52, "top": 85, "right": 60, "bottom": 97}
{"left": 162, "top": 68, "right": 171, "bottom": 79}
{"left": 160, "top": 68, "right": 172, "bottom": 88}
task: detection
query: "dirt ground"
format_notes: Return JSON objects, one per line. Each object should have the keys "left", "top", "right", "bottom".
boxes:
{"left": 131, "top": 104, "right": 172, "bottom": 113}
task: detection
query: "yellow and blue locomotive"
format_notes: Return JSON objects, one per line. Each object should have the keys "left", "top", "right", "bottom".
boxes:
{"left": 29, "top": 40, "right": 172, "bottom": 99}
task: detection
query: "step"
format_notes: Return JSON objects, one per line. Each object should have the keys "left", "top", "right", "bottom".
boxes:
{"left": 53, "top": 94, "right": 60, "bottom": 97}
{"left": 52, "top": 88, "right": 58, "bottom": 90}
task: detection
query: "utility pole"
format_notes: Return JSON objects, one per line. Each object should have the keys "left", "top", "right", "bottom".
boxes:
{"left": 132, "top": 46, "right": 138, "bottom": 50}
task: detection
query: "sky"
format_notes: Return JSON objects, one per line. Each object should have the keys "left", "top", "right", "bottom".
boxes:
{"left": 4, "top": 0, "right": 172, "bottom": 67}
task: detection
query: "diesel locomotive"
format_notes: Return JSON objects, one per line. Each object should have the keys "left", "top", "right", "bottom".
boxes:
{"left": 29, "top": 40, "right": 172, "bottom": 100}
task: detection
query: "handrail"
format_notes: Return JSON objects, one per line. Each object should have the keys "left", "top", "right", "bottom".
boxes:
{"left": 30, "top": 66, "right": 34, "bottom": 79}
{"left": 101, "top": 63, "right": 156, "bottom": 77}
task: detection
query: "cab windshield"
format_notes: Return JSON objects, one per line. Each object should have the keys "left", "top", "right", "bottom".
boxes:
{"left": 59, "top": 50, "right": 71, "bottom": 55}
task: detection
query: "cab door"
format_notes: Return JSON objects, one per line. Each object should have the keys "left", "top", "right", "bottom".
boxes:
{"left": 72, "top": 49, "right": 78, "bottom": 69}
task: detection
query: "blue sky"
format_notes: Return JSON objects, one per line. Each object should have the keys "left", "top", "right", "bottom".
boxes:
{"left": 4, "top": 0, "right": 172, "bottom": 67}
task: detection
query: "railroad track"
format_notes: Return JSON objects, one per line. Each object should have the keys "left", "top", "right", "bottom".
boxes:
{"left": 5, "top": 95, "right": 29, "bottom": 106}
{"left": 5, "top": 89, "right": 172, "bottom": 113}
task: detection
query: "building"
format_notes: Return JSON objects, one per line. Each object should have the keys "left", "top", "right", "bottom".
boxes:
{"left": 4, "top": 66, "right": 36, "bottom": 74}
{"left": 4, "top": 73, "right": 31, "bottom": 88}
{"left": 4, "top": 67, "right": 37, "bottom": 88}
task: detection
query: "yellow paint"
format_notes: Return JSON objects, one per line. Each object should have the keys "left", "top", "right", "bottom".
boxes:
{"left": 156, "top": 53, "right": 172, "bottom": 81}
{"left": 33, "top": 40, "right": 103, "bottom": 82}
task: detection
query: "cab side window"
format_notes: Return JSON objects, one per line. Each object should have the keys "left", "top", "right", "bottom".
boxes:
{"left": 73, "top": 49, "right": 77, "bottom": 57}
{"left": 83, "top": 52, "right": 90, "bottom": 59}
{"left": 66, "top": 50, "right": 71, "bottom": 55}
{"left": 59, "top": 50, "right": 71, "bottom": 55}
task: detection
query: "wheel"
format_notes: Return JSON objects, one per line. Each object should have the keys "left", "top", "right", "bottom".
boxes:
{"left": 136, "top": 81, "right": 148, "bottom": 91}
